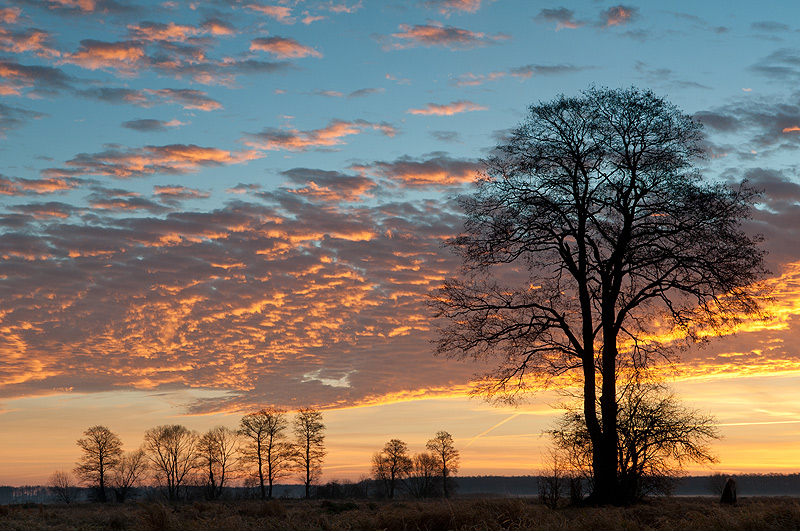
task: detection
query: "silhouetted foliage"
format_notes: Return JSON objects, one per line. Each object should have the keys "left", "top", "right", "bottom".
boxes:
{"left": 433, "top": 86, "right": 767, "bottom": 504}
{"left": 74, "top": 425, "right": 123, "bottom": 503}
{"left": 292, "top": 408, "right": 325, "bottom": 500}
{"left": 143, "top": 424, "right": 199, "bottom": 501}
{"left": 239, "top": 408, "right": 293, "bottom": 500}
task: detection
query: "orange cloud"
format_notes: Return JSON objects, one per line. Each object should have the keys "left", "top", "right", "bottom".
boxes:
{"left": 128, "top": 22, "right": 200, "bottom": 42}
{"left": 0, "top": 60, "right": 72, "bottom": 96}
{"left": 43, "top": 144, "right": 262, "bottom": 179}
{"left": 245, "top": 4, "right": 294, "bottom": 23}
{"left": 62, "top": 40, "right": 147, "bottom": 74}
{"left": 201, "top": 18, "right": 235, "bottom": 36}
{"left": 353, "top": 154, "right": 480, "bottom": 188}
{"left": 782, "top": 126, "right": 800, "bottom": 133}
{"left": 244, "top": 119, "right": 396, "bottom": 152}
{"left": 0, "top": 7, "right": 21, "bottom": 23}
{"left": 602, "top": 5, "right": 637, "bottom": 27}
{"left": 250, "top": 36, "right": 322, "bottom": 59}
{"left": 407, "top": 100, "right": 487, "bottom": 116}
{"left": 0, "top": 28, "right": 61, "bottom": 58}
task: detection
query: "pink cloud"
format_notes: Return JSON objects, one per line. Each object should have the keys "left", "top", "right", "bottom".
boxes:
{"left": 387, "top": 22, "right": 507, "bottom": 50}
{"left": 535, "top": 7, "right": 585, "bottom": 30}
{"left": 322, "top": 1, "right": 363, "bottom": 14}
{"left": 407, "top": 100, "right": 487, "bottom": 116}
{"left": 250, "top": 36, "right": 322, "bottom": 59}
{"left": 423, "top": 0, "right": 487, "bottom": 15}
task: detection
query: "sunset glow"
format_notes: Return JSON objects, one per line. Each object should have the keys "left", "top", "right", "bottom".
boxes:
{"left": 2, "top": 0, "right": 800, "bottom": 488}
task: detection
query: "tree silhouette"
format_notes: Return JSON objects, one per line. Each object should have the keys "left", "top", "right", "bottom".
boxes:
{"left": 433, "top": 86, "right": 767, "bottom": 504}
{"left": 425, "top": 431, "right": 460, "bottom": 498}
{"left": 551, "top": 378, "right": 719, "bottom": 502}
{"left": 293, "top": 408, "right": 325, "bottom": 499}
{"left": 49, "top": 470, "right": 77, "bottom": 504}
{"left": 403, "top": 452, "right": 439, "bottom": 498}
{"left": 196, "top": 426, "right": 240, "bottom": 500}
{"left": 239, "top": 408, "right": 293, "bottom": 500}
{"left": 372, "top": 438, "right": 412, "bottom": 499}
{"left": 109, "top": 448, "right": 147, "bottom": 503}
{"left": 143, "top": 424, "right": 198, "bottom": 501}
{"left": 74, "top": 425, "right": 123, "bottom": 502}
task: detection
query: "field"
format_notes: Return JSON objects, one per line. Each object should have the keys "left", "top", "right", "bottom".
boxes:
{"left": 2, "top": 497, "right": 800, "bottom": 531}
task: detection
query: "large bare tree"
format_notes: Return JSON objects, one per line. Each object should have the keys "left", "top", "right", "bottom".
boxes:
{"left": 239, "top": 408, "right": 293, "bottom": 500}
{"left": 433, "top": 86, "right": 767, "bottom": 504}
{"left": 292, "top": 408, "right": 326, "bottom": 499}
{"left": 74, "top": 425, "right": 123, "bottom": 502}
{"left": 143, "top": 424, "right": 198, "bottom": 501}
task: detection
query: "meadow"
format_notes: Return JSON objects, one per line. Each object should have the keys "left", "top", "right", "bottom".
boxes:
{"left": 2, "top": 497, "right": 800, "bottom": 531}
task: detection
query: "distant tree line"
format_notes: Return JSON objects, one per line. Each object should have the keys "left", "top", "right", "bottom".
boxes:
{"left": 52, "top": 407, "right": 326, "bottom": 503}
{"left": 51, "top": 409, "right": 461, "bottom": 504}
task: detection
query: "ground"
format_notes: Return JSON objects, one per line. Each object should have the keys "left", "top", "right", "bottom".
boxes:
{"left": 1, "top": 497, "right": 799, "bottom": 530}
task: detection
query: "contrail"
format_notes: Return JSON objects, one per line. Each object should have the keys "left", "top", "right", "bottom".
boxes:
{"left": 718, "top": 420, "right": 800, "bottom": 427}
{"left": 465, "top": 412, "right": 521, "bottom": 447}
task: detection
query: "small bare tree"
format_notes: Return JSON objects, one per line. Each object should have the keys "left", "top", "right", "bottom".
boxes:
{"left": 143, "top": 424, "right": 199, "bottom": 501}
{"left": 293, "top": 408, "right": 326, "bottom": 499}
{"left": 538, "top": 448, "right": 568, "bottom": 509}
{"left": 196, "top": 426, "right": 240, "bottom": 500}
{"left": 239, "top": 408, "right": 293, "bottom": 499}
{"left": 425, "top": 431, "right": 460, "bottom": 498}
{"left": 74, "top": 425, "right": 123, "bottom": 502}
{"left": 551, "top": 380, "right": 719, "bottom": 502}
{"left": 372, "top": 439, "right": 412, "bottom": 499}
{"left": 49, "top": 470, "right": 77, "bottom": 504}
{"left": 110, "top": 448, "right": 147, "bottom": 503}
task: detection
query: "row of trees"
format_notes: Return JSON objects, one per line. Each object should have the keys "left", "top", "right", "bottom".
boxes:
{"left": 61, "top": 407, "right": 325, "bottom": 502}
{"left": 371, "top": 431, "right": 460, "bottom": 499}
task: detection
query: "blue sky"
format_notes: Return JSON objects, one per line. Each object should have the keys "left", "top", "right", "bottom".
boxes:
{"left": 3, "top": 0, "right": 800, "bottom": 484}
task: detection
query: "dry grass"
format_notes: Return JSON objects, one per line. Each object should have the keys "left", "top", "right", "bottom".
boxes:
{"left": 1, "top": 497, "right": 800, "bottom": 530}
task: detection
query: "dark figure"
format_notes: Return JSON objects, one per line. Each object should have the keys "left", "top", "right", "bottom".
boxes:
{"left": 720, "top": 478, "right": 737, "bottom": 505}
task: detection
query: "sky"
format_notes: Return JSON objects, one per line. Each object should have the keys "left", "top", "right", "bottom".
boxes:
{"left": 2, "top": 0, "right": 800, "bottom": 487}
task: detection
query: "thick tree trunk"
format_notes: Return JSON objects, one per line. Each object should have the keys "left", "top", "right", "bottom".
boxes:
{"left": 592, "top": 339, "right": 621, "bottom": 505}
